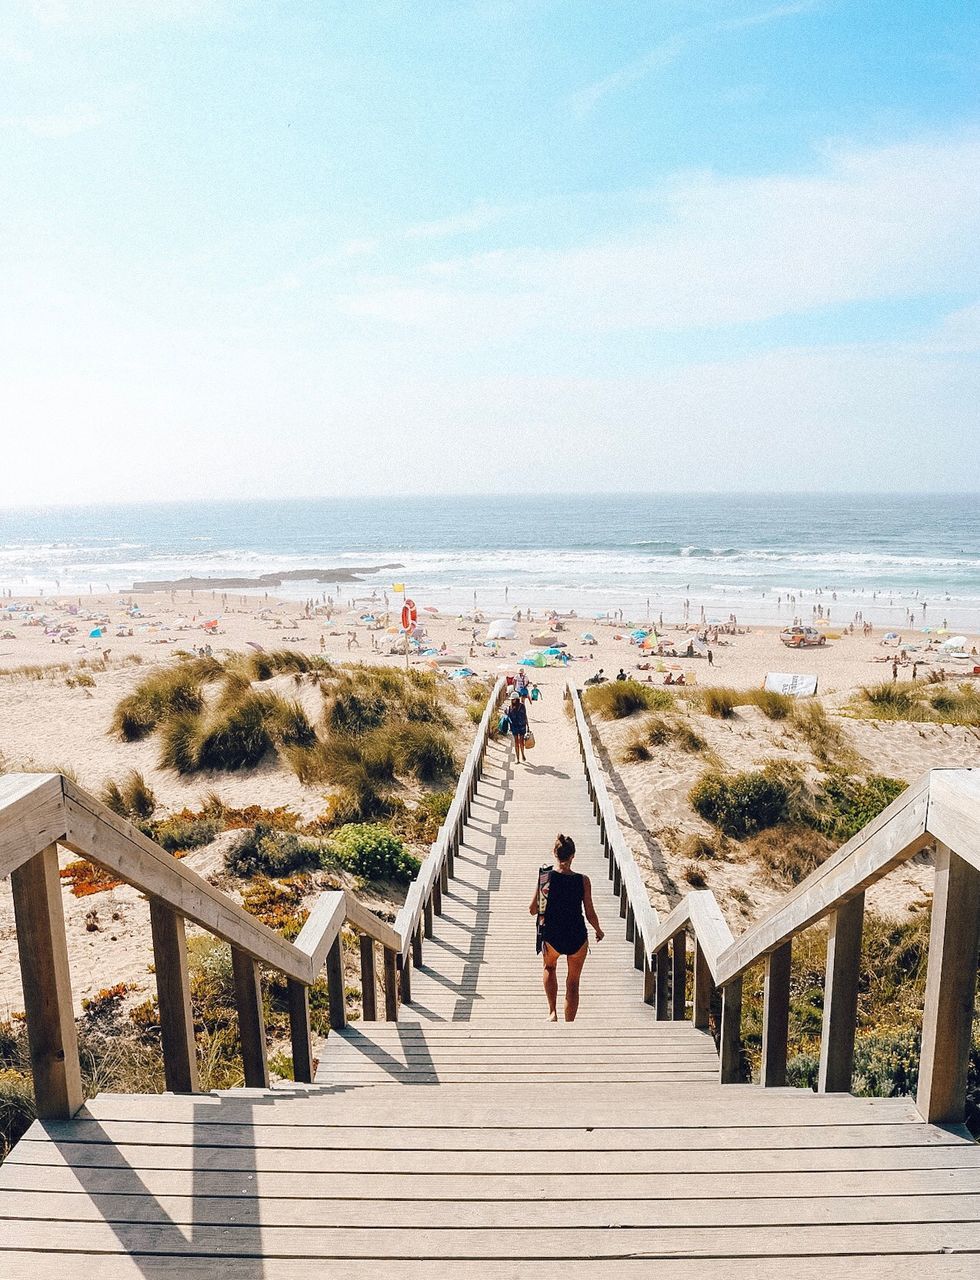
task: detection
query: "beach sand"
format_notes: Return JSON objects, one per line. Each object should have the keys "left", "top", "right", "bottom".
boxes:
{"left": 1, "top": 590, "right": 978, "bottom": 1016}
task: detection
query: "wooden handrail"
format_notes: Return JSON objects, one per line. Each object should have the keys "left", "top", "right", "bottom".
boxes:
{"left": 567, "top": 681, "right": 980, "bottom": 1124}
{"left": 0, "top": 676, "right": 507, "bottom": 1118}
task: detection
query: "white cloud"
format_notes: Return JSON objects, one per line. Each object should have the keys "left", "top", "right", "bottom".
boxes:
{"left": 338, "top": 133, "right": 980, "bottom": 339}
{"left": 404, "top": 204, "right": 508, "bottom": 241}
{"left": 570, "top": 1, "right": 819, "bottom": 116}
{"left": 0, "top": 105, "right": 104, "bottom": 137}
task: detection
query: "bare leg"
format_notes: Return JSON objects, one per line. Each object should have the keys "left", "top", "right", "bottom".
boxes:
{"left": 542, "top": 943, "right": 559, "bottom": 1020}
{"left": 564, "top": 940, "right": 589, "bottom": 1022}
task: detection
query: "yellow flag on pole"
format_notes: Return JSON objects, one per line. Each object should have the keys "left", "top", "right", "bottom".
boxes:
{"left": 392, "top": 582, "right": 405, "bottom": 593}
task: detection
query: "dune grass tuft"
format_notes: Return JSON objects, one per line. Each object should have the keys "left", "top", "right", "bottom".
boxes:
{"left": 111, "top": 666, "right": 207, "bottom": 741}
{"left": 584, "top": 681, "right": 674, "bottom": 720}
{"left": 101, "top": 770, "right": 157, "bottom": 821}
{"left": 853, "top": 680, "right": 980, "bottom": 726}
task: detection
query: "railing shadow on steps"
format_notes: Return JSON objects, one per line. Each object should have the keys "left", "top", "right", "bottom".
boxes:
{"left": 565, "top": 677, "right": 980, "bottom": 1127}
{"left": 0, "top": 676, "right": 507, "bottom": 1121}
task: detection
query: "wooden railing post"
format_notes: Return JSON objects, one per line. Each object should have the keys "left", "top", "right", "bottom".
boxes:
{"left": 643, "top": 954, "right": 655, "bottom": 1005}
{"left": 10, "top": 844, "right": 83, "bottom": 1120}
{"left": 412, "top": 923, "right": 423, "bottom": 968}
{"left": 400, "top": 952, "right": 413, "bottom": 1004}
{"left": 286, "top": 980, "right": 313, "bottom": 1084}
{"left": 359, "top": 935, "right": 377, "bottom": 1022}
{"left": 230, "top": 946, "right": 270, "bottom": 1088}
{"left": 671, "top": 932, "right": 687, "bottom": 1020}
{"left": 325, "top": 934, "right": 347, "bottom": 1030}
{"left": 625, "top": 904, "right": 635, "bottom": 943}
{"left": 917, "top": 844, "right": 980, "bottom": 1124}
{"left": 655, "top": 945, "right": 670, "bottom": 1020}
{"left": 818, "top": 892, "right": 864, "bottom": 1093}
{"left": 633, "top": 928, "right": 645, "bottom": 972}
{"left": 432, "top": 876, "right": 443, "bottom": 916}
{"left": 612, "top": 861, "right": 622, "bottom": 895}
{"left": 719, "top": 977, "right": 743, "bottom": 1083}
{"left": 761, "top": 941, "right": 792, "bottom": 1088}
{"left": 693, "top": 940, "right": 712, "bottom": 1031}
{"left": 148, "top": 898, "right": 199, "bottom": 1094}
{"left": 423, "top": 896, "right": 434, "bottom": 939}
{"left": 382, "top": 947, "right": 398, "bottom": 1021}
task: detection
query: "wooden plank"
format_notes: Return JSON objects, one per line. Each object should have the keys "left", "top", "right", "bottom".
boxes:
{"left": 917, "top": 844, "right": 980, "bottom": 1124}
{"left": 292, "top": 890, "right": 346, "bottom": 975}
{"left": 0, "top": 1218, "right": 979, "bottom": 1259}
{"left": 926, "top": 770, "right": 980, "bottom": 868}
{"left": 0, "top": 773, "right": 66, "bottom": 879}
{"left": 325, "top": 935, "right": 347, "bottom": 1030}
{"left": 13, "top": 1116, "right": 972, "bottom": 1151}
{"left": 359, "top": 935, "right": 377, "bottom": 1022}
{"left": 761, "top": 940, "right": 792, "bottom": 1089}
{"left": 230, "top": 946, "right": 269, "bottom": 1089}
{"left": 1, "top": 1189, "right": 978, "bottom": 1230}
{"left": 148, "top": 899, "right": 199, "bottom": 1094}
{"left": 340, "top": 891, "right": 402, "bottom": 953}
{"left": 286, "top": 979, "right": 313, "bottom": 1084}
{"left": 0, "top": 1254, "right": 972, "bottom": 1280}
{"left": 10, "top": 843, "right": 83, "bottom": 1120}
{"left": 818, "top": 893, "right": 864, "bottom": 1094}
{"left": 671, "top": 932, "right": 687, "bottom": 1020}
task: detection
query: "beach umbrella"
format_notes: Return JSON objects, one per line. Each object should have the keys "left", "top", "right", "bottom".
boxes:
{"left": 89, "top": 628, "right": 102, "bottom": 637}
{"left": 247, "top": 641, "right": 265, "bottom": 652}
{"left": 530, "top": 633, "right": 557, "bottom": 647}
{"left": 424, "top": 606, "right": 439, "bottom": 614}
{"left": 631, "top": 629, "right": 648, "bottom": 640}
{"left": 448, "top": 667, "right": 476, "bottom": 679}
{"left": 939, "top": 636, "right": 967, "bottom": 650}
{"left": 580, "top": 631, "right": 596, "bottom": 642}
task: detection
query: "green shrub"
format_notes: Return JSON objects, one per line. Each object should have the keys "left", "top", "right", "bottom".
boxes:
{"left": 225, "top": 824, "right": 325, "bottom": 878}
{"left": 790, "top": 701, "right": 859, "bottom": 769}
{"left": 328, "top": 824, "right": 420, "bottom": 884}
{"left": 689, "top": 768, "right": 791, "bottom": 838}
{"left": 583, "top": 681, "right": 674, "bottom": 719}
{"left": 816, "top": 773, "right": 907, "bottom": 842}
{"left": 853, "top": 680, "right": 980, "bottom": 726}
{"left": 145, "top": 815, "right": 220, "bottom": 853}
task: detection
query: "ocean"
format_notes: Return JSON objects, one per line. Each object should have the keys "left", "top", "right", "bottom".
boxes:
{"left": 1, "top": 493, "right": 978, "bottom": 629}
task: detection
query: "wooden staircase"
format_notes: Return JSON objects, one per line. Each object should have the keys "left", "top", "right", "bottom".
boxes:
{"left": 1, "top": 677, "right": 979, "bottom": 1275}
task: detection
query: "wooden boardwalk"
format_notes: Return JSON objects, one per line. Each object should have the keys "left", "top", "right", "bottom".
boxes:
{"left": 2, "top": 678, "right": 979, "bottom": 1276}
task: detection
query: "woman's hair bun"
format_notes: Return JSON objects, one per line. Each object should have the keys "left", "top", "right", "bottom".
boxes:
{"left": 554, "top": 833, "right": 576, "bottom": 859}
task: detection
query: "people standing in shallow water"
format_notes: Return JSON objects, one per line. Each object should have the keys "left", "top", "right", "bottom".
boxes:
{"left": 530, "top": 834, "right": 604, "bottom": 1022}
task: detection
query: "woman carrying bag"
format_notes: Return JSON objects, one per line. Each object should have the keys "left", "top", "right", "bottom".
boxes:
{"left": 530, "top": 834, "right": 604, "bottom": 1021}
{"left": 507, "top": 694, "right": 529, "bottom": 763}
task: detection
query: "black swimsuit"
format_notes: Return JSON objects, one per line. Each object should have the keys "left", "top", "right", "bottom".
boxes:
{"left": 541, "top": 871, "right": 588, "bottom": 955}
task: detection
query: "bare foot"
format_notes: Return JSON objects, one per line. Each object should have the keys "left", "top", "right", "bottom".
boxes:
{"left": 547, "top": 1011, "right": 558, "bottom": 1022}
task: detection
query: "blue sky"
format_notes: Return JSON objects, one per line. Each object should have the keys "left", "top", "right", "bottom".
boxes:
{"left": 1, "top": 0, "right": 978, "bottom": 501}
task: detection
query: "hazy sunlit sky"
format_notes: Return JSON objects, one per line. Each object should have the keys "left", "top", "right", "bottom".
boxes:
{"left": 2, "top": 0, "right": 978, "bottom": 502}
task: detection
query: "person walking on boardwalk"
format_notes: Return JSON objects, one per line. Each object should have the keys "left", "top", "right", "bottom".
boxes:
{"left": 530, "top": 834, "right": 604, "bottom": 1022}
{"left": 507, "top": 694, "right": 529, "bottom": 763}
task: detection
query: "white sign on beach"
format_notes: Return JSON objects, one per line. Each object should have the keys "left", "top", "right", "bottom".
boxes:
{"left": 764, "top": 672, "right": 818, "bottom": 697}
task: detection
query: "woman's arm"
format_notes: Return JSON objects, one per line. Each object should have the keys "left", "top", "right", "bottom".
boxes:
{"left": 529, "top": 882, "right": 540, "bottom": 915}
{"left": 582, "top": 876, "right": 604, "bottom": 941}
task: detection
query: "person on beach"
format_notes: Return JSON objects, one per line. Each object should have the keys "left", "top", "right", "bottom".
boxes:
{"left": 515, "top": 671, "right": 530, "bottom": 700}
{"left": 508, "top": 695, "right": 529, "bottom": 762}
{"left": 530, "top": 835, "right": 604, "bottom": 1022}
